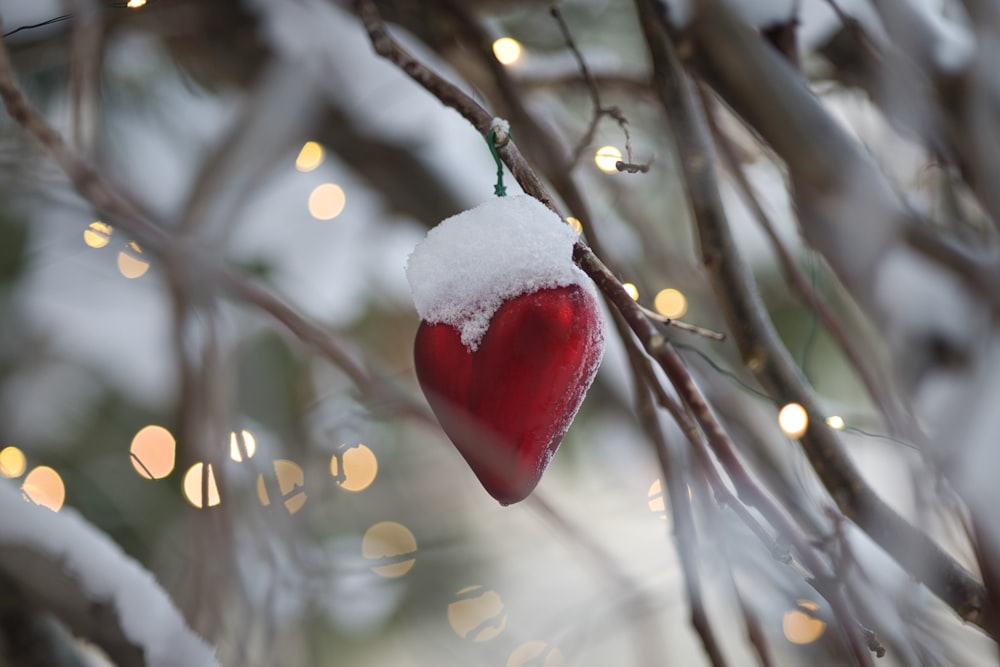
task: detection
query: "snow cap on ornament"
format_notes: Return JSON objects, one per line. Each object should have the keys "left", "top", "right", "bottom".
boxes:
{"left": 406, "top": 193, "right": 605, "bottom": 505}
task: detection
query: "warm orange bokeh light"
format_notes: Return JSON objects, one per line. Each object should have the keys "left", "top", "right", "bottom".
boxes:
{"left": 448, "top": 585, "right": 507, "bottom": 642}
{"left": 183, "top": 462, "right": 220, "bottom": 508}
{"left": 330, "top": 444, "right": 378, "bottom": 492}
{"left": 295, "top": 141, "right": 324, "bottom": 172}
{"left": 22, "top": 466, "right": 66, "bottom": 512}
{"left": 654, "top": 288, "right": 687, "bottom": 319}
{"left": 256, "top": 459, "right": 307, "bottom": 515}
{"left": 778, "top": 403, "right": 809, "bottom": 438}
{"left": 492, "top": 38, "right": 522, "bottom": 65}
{"left": 229, "top": 429, "right": 257, "bottom": 462}
{"left": 362, "top": 521, "right": 417, "bottom": 577}
{"left": 308, "top": 183, "right": 346, "bottom": 220}
{"left": 130, "top": 425, "right": 176, "bottom": 479}
{"left": 594, "top": 145, "right": 622, "bottom": 172}
{"left": 647, "top": 479, "right": 667, "bottom": 520}
{"left": 0, "top": 446, "right": 27, "bottom": 478}
{"left": 783, "top": 600, "right": 826, "bottom": 644}
{"left": 84, "top": 221, "right": 112, "bottom": 248}
{"left": 118, "top": 241, "right": 150, "bottom": 279}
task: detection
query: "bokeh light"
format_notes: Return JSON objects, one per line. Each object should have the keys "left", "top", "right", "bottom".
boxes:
{"left": 647, "top": 479, "right": 667, "bottom": 520}
{"left": 127, "top": 0, "right": 146, "bottom": 7}
{"left": 826, "top": 415, "right": 845, "bottom": 430}
{"left": 507, "top": 641, "right": 564, "bottom": 667}
{"left": 778, "top": 403, "right": 809, "bottom": 439}
{"left": 117, "top": 241, "right": 150, "bottom": 279}
{"left": 330, "top": 443, "right": 378, "bottom": 492}
{"left": 0, "top": 446, "right": 27, "bottom": 478}
{"left": 783, "top": 600, "right": 826, "bottom": 644}
{"left": 183, "top": 462, "right": 221, "bottom": 508}
{"left": 130, "top": 425, "right": 176, "bottom": 479}
{"left": 654, "top": 288, "right": 688, "bottom": 319}
{"left": 447, "top": 585, "right": 507, "bottom": 642}
{"left": 83, "top": 221, "right": 112, "bottom": 248}
{"left": 22, "top": 466, "right": 66, "bottom": 512}
{"left": 309, "top": 183, "right": 346, "bottom": 220}
{"left": 229, "top": 429, "right": 257, "bottom": 462}
{"left": 623, "top": 282, "right": 639, "bottom": 301}
{"left": 492, "top": 37, "right": 522, "bottom": 65}
{"left": 295, "top": 141, "right": 324, "bottom": 172}
{"left": 256, "top": 459, "right": 307, "bottom": 514}
{"left": 362, "top": 521, "right": 417, "bottom": 578}
{"left": 566, "top": 216, "right": 583, "bottom": 233}
{"left": 594, "top": 145, "right": 623, "bottom": 172}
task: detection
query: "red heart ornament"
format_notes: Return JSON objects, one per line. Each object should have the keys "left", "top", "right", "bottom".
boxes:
{"left": 414, "top": 284, "right": 603, "bottom": 505}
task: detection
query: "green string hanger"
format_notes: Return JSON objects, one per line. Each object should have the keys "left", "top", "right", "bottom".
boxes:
{"left": 486, "top": 127, "right": 510, "bottom": 197}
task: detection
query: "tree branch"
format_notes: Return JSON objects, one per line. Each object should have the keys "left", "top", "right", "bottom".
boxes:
{"left": 637, "top": 0, "right": 988, "bottom": 634}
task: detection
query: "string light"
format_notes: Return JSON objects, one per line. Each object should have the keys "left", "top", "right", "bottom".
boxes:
{"left": 130, "top": 425, "right": 176, "bottom": 479}
{"left": 22, "top": 466, "right": 66, "bottom": 512}
{"left": 117, "top": 241, "right": 149, "bottom": 279}
{"left": 566, "top": 217, "right": 583, "bottom": 233}
{"left": 330, "top": 444, "right": 378, "bottom": 492}
{"left": 182, "top": 463, "right": 220, "bottom": 508}
{"left": 84, "top": 221, "right": 112, "bottom": 248}
{"left": 448, "top": 586, "right": 507, "bottom": 642}
{"left": 256, "top": 460, "right": 307, "bottom": 514}
{"left": 654, "top": 288, "right": 687, "bottom": 318}
{"left": 0, "top": 446, "right": 26, "bottom": 478}
{"left": 622, "top": 282, "right": 639, "bottom": 300}
{"left": 308, "top": 183, "right": 346, "bottom": 220}
{"left": 362, "top": 521, "right": 417, "bottom": 577}
{"left": 229, "top": 430, "right": 257, "bottom": 462}
{"left": 295, "top": 141, "right": 324, "bottom": 172}
{"left": 647, "top": 479, "right": 667, "bottom": 520}
{"left": 783, "top": 600, "right": 826, "bottom": 644}
{"left": 825, "top": 415, "right": 845, "bottom": 430}
{"left": 778, "top": 403, "right": 809, "bottom": 438}
{"left": 594, "top": 145, "right": 622, "bottom": 172}
{"left": 492, "top": 38, "right": 522, "bottom": 65}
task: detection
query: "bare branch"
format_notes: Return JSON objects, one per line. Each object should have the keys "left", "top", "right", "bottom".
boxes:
{"left": 637, "top": 0, "right": 988, "bottom": 635}
{"left": 549, "top": 4, "right": 644, "bottom": 169}
{"left": 701, "top": 90, "right": 910, "bottom": 438}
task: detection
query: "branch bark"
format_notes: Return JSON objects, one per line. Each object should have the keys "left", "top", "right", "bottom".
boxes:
{"left": 637, "top": 0, "right": 989, "bottom": 634}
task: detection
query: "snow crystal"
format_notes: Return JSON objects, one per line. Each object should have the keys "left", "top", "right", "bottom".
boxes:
{"left": 406, "top": 195, "right": 593, "bottom": 349}
{"left": 490, "top": 117, "right": 510, "bottom": 134}
{"left": 0, "top": 482, "right": 219, "bottom": 667}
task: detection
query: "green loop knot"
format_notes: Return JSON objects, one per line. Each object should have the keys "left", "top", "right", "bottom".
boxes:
{"left": 486, "top": 127, "right": 509, "bottom": 197}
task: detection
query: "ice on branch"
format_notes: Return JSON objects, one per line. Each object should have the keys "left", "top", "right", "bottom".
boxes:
{"left": 0, "top": 481, "right": 219, "bottom": 667}
{"left": 406, "top": 195, "right": 595, "bottom": 349}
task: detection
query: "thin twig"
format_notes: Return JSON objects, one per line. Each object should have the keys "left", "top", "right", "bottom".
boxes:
{"left": 636, "top": 0, "right": 988, "bottom": 636}
{"left": 356, "top": 2, "right": 821, "bottom": 662}
{"left": 622, "top": 306, "right": 873, "bottom": 663}
{"left": 616, "top": 310, "right": 729, "bottom": 667}
{"left": 701, "top": 88, "right": 910, "bottom": 437}
{"left": 549, "top": 3, "right": 645, "bottom": 170}
{"left": 637, "top": 303, "right": 726, "bottom": 340}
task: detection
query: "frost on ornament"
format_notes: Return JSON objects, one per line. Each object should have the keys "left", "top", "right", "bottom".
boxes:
{"left": 406, "top": 195, "right": 605, "bottom": 505}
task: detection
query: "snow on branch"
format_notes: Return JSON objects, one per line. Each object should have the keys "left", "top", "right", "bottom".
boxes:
{"left": 0, "top": 482, "right": 219, "bottom": 667}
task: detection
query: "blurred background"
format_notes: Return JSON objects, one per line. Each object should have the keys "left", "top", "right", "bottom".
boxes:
{"left": 0, "top": 0, "right": 991, "bottom": 665}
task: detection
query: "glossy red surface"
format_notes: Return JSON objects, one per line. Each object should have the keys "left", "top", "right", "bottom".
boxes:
{"left": 414, "top": 284, "right": 603, "bottom": 505}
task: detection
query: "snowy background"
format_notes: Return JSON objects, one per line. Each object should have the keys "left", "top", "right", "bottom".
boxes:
{"left": 0, "top": 0, "right": 995, "bottom": 665}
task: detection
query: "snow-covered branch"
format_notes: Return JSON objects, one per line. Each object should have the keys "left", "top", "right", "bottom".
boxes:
{"left": 0, "top": 482, "right": 218, "bottom": 667}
